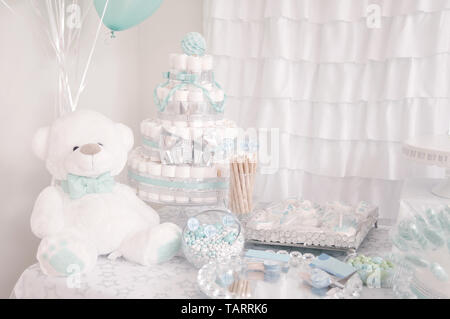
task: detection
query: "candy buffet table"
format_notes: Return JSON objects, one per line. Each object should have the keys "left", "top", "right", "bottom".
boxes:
{"left": 11, "top": 203, "right": 396, "bottom": 299}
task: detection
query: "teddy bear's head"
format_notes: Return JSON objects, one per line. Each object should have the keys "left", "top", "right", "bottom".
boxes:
{"left": 32, "top": 110, "right": 134, "bottom": 180}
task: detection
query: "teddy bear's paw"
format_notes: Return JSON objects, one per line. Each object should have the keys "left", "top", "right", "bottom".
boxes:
{"left": 37, "top": 235, "right": 97, "bottom": 277}
{"left": 143, "top": 223, "right": 182, "bottom": 264}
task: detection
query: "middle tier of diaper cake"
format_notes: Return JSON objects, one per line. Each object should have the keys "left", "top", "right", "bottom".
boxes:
{"left": 128, "top": 117, "right": 239, "bottom": 206}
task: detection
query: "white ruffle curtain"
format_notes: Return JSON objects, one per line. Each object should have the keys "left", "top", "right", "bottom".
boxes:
{"left": 203, "top": 0, "right": 450, "bottom": 219}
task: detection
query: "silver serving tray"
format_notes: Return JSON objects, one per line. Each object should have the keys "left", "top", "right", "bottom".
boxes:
{"left": 240, "top": 202, "right": 378, "bottom": 252}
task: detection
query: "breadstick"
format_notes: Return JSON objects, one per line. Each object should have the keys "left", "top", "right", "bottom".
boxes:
{"left": 237, "top": 279, "right": 244, "bottom": 296}
{"left": 230, "top": 171, "right": 238, "bottom": 213}
{"left": 244, "top": 157, "right": 252, "bottom": 212}
{"left": 228, "top": 280, "right": 236, "bottom": 293}
{"left": 250, "top": 159, "right": 257, "bottom": 209}
{"left": 232, "top": 161, "right": 245, "bottom": 213}
{"left": 238, "top": 160, "right": 249, "bottom": 213}
{"left": 245, "top": 280, "right": 251, "bottom": 298}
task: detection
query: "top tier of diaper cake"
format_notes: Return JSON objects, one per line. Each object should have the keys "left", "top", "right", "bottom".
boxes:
{"left": 154, "top": 32, "right": 225, "bottom": 122}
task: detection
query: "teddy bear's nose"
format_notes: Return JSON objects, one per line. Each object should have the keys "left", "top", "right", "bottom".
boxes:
{"left": 79, "top": 143, "right": 102, "bottom": 155}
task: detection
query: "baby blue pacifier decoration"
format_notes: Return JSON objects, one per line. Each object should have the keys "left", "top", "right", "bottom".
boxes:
{"left": 181, "top": 32, "right": 206, "bottom": 56}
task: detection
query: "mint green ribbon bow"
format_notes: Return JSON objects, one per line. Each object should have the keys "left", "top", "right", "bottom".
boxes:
{"left": 154, "top": 71, "right": 226, "bottom": 113}
{"left": 61, "top": 172, "right": 115, "bottom": 199}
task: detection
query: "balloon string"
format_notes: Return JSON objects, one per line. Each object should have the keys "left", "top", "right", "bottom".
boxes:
{"left": 72, "top": 0, "right": 110, "bottom": 111}
{"left": 0, "top": 0, "right": 18, "bottom": 16}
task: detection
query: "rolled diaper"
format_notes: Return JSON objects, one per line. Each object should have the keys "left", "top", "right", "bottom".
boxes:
{"left": 176, "top": 166, "right": 191, "bottom": 178}
{"left": 201, "top": 55, "right": 213, "bottom": 71}
{"left": 190, "top": 127, "right": 204, "bottom": 139}
{"left": 190, "top": 167, "right": 206, "bottom": 179}
{"left": 148, "top": 162, "right": 162, "bottom": 176}
{"left": 148, "top": 192, "right": 159, "bottom": 202}
{"left": 138, "top": 189, "right": 148, "bottom": 200}
{"left": 150, "top": 154, "right": 160, "bottom": 162}
{"left": 162, "top": 165, "right": 176, "bottom": 177}
{"left": 176, "top": 127, "right": 191, "bottom": 140}
{"left": 161, "top": 120, "right": 172, "bottom": 129}
{"left": 175, "top": 89, "right": 188, "bottom": 102}
{"left": 204, "top": 166, "right": 217, "bottom": 178}
{"left": 138, "top": 162, "right": 147, "bottom": 174}
{"left": 187, "top": 56, "right": 202, "bottom": 73}
{"left": 204, "top": 196, "right": 217, "bottom": 204}
{"left": 150, "top": 124, "right": 162, "bottom": 140}
{"left": 160, "top": 194, "right": 175, "bottom": 202}
{"left": 190, "top": 121, "right": 204, "bottom": 128}
{"left": 203, "top": 83, "right": 213, "bottom": 91}
{"left": 191, "top": 196, "right": 203, "bottom": 204}
{"left": 131, "top": 157, "right": 140, "bottom": 171}
{"left": 204, "top": 120, "right": 215, "bottom": 127}
{"left": 173, "top": 121, "right": 188, "bottom": 128}
{"left": 175, "top": 195, "right": 190, "bottom": 204}
{"left": 213, "top": 89, "right": 225, "bottom": 102}
{"left": 188, "top": 89, "right": 203, "bottom": 103}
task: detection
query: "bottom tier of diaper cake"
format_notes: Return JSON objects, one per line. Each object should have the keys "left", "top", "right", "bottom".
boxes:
{"left": 128, "top": 147, "right": 229, "bottom": 206}
{"left": 241, "top": 198, "right": 378, "bottom": 251}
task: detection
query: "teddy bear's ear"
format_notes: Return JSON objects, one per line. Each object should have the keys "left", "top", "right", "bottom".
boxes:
{"left": 116, "top": 123, "right": 134, "bottom": 152}
{"left": 32, "top": 126, "right": 50, "bottom": 160}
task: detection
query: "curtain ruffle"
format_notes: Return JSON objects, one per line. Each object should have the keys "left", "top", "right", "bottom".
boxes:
{"left": 263, "top": 132, "right": 445, "bottom": 180}
{"left": 205, "top": 0, "right": 450, "bottom": 23}
{"left": 214, "top": 53, "right": 450, "bottom": 102}
{"left": 203, "top": 0, "right": 450, "bottom": 219}
{"left": 205, "top": 9, "right": 450, "bottom": 63}
{"left": 225, "top": 97, "right": 450, "bottom": 142}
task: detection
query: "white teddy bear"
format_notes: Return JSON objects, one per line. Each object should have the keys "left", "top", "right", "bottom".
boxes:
{"left": 30, "top": 109, "right": 182, "bottom": 276}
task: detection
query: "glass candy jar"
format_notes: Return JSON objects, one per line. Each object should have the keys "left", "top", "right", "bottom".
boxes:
{"left": 182, "top": 209, "right": 245, "bottom": 268}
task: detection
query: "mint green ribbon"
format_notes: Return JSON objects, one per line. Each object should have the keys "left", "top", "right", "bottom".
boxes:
{"left": 61, "top": 172, "right": 115, "bottom": 199}
{"left": 153, "top": 71, "right": 226, "bottom": 113}
{"left": 128, "top": 170, "right": 228, "bottom": 190}
{"left": 142, "top": 138, "right": 159, "bottom": 149}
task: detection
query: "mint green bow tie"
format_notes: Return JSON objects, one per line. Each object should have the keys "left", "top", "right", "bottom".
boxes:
{"left": 61, "top": 172, "right": 115, "bottom": 199}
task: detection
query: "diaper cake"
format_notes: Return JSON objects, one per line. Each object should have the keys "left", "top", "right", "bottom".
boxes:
{"left": 128, "top": 32, "right": 238, "bottom": 206}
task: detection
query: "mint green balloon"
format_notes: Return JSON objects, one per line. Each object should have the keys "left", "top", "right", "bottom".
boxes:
{"left": 94, "top": 0, "right": 163, "bottom": 32}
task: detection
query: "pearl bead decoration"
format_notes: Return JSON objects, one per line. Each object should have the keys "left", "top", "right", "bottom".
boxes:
{"left": 182, "top": 211, "right": 244, "bottom": 268}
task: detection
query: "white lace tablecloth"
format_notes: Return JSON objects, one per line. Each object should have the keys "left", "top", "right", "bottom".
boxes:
{"left": 11, "top": 206, "right": 396, "bottom": 299}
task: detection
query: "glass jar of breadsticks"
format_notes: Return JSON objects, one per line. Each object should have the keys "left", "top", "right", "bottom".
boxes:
{"left": 228, "top": 155, "right": 257, "bottom": 214}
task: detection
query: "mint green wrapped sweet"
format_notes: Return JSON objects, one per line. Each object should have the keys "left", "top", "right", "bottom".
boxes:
{"left": 181, "top": 32, "right": 206, "bottom": 56}
{"left": 348, "top": 255, "right": 395, "bottom": 288}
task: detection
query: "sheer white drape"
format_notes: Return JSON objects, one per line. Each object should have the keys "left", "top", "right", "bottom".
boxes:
{"left": 203, "top": 0, "right": 450, "bottom": 219}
